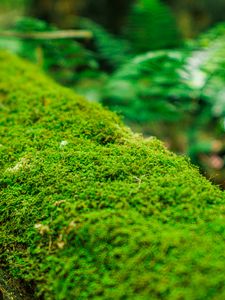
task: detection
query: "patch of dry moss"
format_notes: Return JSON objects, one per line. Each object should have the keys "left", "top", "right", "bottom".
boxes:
{"left": 0, "top": 51, "right": 225, "bottom": 299}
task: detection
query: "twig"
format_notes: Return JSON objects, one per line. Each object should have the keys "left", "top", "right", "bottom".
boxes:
{"left": 0, "top": 30, "right": 93, "bottom": 40}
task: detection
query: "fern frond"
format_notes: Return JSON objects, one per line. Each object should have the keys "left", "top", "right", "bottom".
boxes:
{"left": 191, "top": 23, "right": 225, "bottom": 117}
{"left": 124, "top": 0, "right": 181, "bottom": 53}
{"left": 80, "top": 18, "right": 131, "bottom": 69}
{"left": 102, "top": 50, "right": 192, "bottom": 123}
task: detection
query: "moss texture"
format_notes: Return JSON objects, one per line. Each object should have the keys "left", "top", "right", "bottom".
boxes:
{"left": 0, "top": 51, "right": 225, "bottom": 299}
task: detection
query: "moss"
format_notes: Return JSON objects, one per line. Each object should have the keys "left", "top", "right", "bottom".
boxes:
{"left": 0, "top": 51, "right": 225, "bottom": 299}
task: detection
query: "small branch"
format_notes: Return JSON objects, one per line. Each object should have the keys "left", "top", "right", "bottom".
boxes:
{"left": 0, "top": 30, "right": 93, "bottom": 40}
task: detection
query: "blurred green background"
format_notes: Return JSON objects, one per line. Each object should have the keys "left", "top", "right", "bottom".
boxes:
{"left": 0, "top": 0, "right": 225, "bottom": 187}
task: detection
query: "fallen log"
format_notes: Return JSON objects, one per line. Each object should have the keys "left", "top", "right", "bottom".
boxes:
{"left": 0, "top": 30, "right": 93, "bottom": 40}
{"left": 0, "top": 51, "right": 225, "bottom": 299}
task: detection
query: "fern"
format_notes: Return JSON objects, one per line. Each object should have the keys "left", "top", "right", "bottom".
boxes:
{"left": 79, "top": 18, "right": 132, "bottom": 69}
{"left": 102, "top": 50, "right": 193, "bottom": 123}
{"left": 193, "top": 23, "right": 225, "bottom": 118}
{"left": 103, "top": 23, "right": 225, "bottom": 125}
{"left": 125, "top": 0, "right": 181, "bottom": 53}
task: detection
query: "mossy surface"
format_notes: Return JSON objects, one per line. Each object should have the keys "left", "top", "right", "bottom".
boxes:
{"left": 0, "top": 51, "right": 225, "bottom": 300}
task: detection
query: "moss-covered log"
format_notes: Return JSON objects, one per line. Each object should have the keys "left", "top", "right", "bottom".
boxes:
{"left": 0, "top": 51, "right": 225, "bottom": 299}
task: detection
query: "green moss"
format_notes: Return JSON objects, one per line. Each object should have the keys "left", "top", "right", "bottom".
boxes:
{"left": 0, "top": 51, "right": 225, "bottom": 299}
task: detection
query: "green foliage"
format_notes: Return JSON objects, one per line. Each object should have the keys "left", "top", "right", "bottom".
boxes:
{"left": 80, "top": 18, "right": 131, "bottom": 69}
{"left": 1, "top": 51, "right": 225, "bottom": 300}
{"left": 125, "top": 0, "right": 181, "bottom": 53}
{"left": 0, "top": 0, "right": 28, "bottom": 9}
{"left": 102, "top": 50, "right": 193, "bottom": 123}
{"left": 0, "top": 17, "right": 98, "bottom": 85}
{"left": 196, "top": 23, "right": 225, "bottom": 118}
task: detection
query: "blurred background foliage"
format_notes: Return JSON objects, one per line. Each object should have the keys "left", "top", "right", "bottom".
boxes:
{"left": 0, "top": 0, "right": 225, "bottom": 187}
